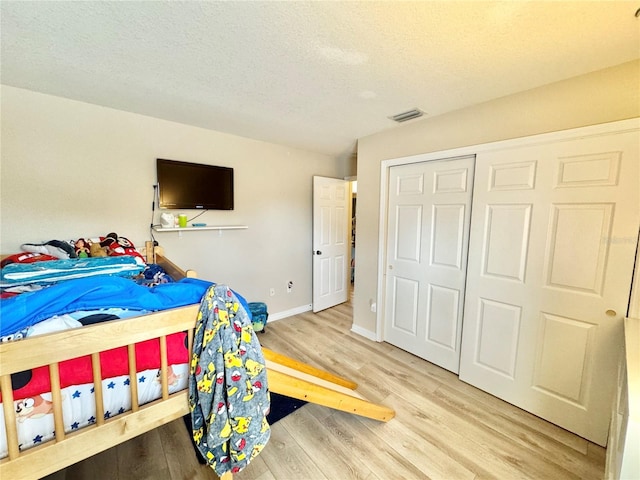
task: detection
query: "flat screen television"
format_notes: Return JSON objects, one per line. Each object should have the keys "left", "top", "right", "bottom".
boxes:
{"left": 157, "top": 158, "right": 234, "bottom": 210}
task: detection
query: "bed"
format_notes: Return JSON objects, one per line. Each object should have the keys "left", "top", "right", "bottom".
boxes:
{"left": 0, "top": 243, "right": 394, "bottom": 479}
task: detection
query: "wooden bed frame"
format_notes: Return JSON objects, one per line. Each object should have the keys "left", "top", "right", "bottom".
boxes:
{"left": 0, "top": 244, "right": 394, "bottom": 479}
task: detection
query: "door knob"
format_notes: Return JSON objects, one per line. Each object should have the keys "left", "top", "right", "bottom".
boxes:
{"left": 315, "top": 250, "right": 322, "bottom": 255}
{"left": 605, "top": 309, "right": 617, "bottom": 317}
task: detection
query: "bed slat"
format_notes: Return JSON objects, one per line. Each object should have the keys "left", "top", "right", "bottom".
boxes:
{"left": 0, "top": 375, "right": 19, "bottom": 460}
{"left": 127, "top": 344, "right": 140, "bottom": 412}
{"left": 49, "top": 362, "right": 65, "bottom": 442}
{"left": 187, "top": 328, "right": 194, "bottom": 366}
{"left": 91, "top": 353, "right": 105, "bottom": 426}
{"left": 160, "top": 335, "right": 169, "bottom": 400}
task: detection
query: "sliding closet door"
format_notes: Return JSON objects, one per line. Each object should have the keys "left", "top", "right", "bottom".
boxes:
{"left": 384, "top": 156, "right": 474, "bottom": 373}
{"left": 459, "top": 126, "right": 639, "bottom": 446}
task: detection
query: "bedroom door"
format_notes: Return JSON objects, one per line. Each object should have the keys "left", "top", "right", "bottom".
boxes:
{"left": 383, "top": 156, "right": 474, "bottom": 373}
{"left": 459, "top": 127, "right": 639, "bottom": 446}
{"left": 312, "top": 176, "right": 350, "bottom": 312}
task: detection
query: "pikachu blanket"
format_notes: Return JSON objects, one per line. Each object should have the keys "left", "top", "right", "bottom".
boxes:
{"left": 189, "top": 284, "right": 270, "bottom": 475}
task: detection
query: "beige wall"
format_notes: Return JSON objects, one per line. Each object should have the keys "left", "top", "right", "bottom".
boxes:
{"left": 0, "top": 86, "right": 347, "bottom": 315}
{"left": 354, "top": 60, "right": 640, "bottom": 336}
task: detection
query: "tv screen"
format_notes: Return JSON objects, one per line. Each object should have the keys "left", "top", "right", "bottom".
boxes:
{"left": 157, "top": 159, "right": 234, "bottom": 210}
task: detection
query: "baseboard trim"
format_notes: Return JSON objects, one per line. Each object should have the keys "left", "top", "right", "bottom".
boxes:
{"left": 350, "top": 324, "right": 377, "bottom": 341}
{"left": 269, "top": 304, "right": 312, "bottom": 322}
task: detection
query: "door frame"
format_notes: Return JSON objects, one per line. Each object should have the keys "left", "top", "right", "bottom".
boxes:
{"left": 376, "top": 117, "right": 640, "bottom": 341}
{"left": 629, "top": 231, "right": 640, "bottom": 318}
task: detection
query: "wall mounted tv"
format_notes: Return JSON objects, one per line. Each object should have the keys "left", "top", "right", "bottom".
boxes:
{"left": 157, "top": 158, "right": 234, "bottom": 210}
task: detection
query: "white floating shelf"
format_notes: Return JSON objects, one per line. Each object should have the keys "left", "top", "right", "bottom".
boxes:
{"left": 153, "top": 225, "right": 248, "bottom": 232}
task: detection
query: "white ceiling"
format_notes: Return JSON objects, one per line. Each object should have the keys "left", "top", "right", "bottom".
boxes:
{"left": 1, "top": 1, "right": 639, "bottom": 160}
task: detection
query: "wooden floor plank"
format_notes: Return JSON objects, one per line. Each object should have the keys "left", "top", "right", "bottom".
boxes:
{"left": 116, "top": 427, "right": 170, "bottom": 480}
{"left": 380, "top": 391, "right": 530, "bottom": 480}
{"left": 279, "top": 407, "right": 375, "bottom": 480}
{"left": 316, "top": 410, "right": 431, "bottom": 480}
{"left": 236, "top": 422, "right": 326, "bottom": 480}
{"left": 158, "top": 419, "right": 217, "bottom": 480}
{"left": 430, "top": 385, "right": 604, "bottom": 480}
{"left": 59, "top": 436, "right": 119, "bottom": 480}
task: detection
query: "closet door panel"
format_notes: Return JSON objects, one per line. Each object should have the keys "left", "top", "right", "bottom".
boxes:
{"left": 460, "top": 126, "right": 639, "bottom": 446}
{"left": 384, "top": 156, "right": 474, "bottom": 373}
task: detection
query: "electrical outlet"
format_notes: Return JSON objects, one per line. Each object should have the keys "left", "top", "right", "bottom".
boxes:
{"left": 269, "top": 288, "right": 275, "bottom": 297}
{"left": 287, "top": 281, "right": 293, "bottom": 293}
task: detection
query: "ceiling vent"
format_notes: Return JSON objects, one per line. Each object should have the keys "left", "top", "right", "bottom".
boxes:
{"left": 389, "top": 108, "right": 424, "bottom": 123}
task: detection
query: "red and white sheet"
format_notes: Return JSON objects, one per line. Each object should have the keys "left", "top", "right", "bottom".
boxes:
{"left": 0, "top": 332, "right": 190, "bottom": 458}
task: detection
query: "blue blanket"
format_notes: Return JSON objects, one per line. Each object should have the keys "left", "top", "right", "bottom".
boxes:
{"left": 0, "top": 256, "right": 144, "bottom": 287}
{"left": 0, "top": 276, "right": 220, "bottom": 337}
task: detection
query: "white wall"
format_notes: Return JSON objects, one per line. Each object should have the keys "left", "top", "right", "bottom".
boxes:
{"left": 354, "top": 59, "right": 640, "bottom": 336}
{"left": 0, "top": 86, "right": 347, "bottom": 315}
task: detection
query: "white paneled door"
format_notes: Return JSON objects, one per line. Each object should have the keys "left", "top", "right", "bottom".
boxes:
{"left": 313, "top": 176, "right": 350, "bottom": 313}
{"left": 384, "top": 156, "right": 474, "bottom": 373}
{"left": 459, "top": 128, "right": 640, "bottom": 446}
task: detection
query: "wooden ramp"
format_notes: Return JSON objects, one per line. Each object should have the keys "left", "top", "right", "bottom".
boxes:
{"left": 262, "top": 348, "right": 395, "bottom": 422}
{"left": 217, "top": 349, "right": 394, "bottom": 480}
{"left": 151, "top": 246, "right": 394, "bottom": 421}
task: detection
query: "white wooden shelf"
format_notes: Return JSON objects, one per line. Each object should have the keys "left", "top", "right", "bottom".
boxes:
{"left": 153, "top": 225, "right": 248, "bottom": 232}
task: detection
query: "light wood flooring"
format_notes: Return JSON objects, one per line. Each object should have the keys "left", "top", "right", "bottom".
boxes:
{"left": 44, "top": 301, "right": 606, "bottom": 480}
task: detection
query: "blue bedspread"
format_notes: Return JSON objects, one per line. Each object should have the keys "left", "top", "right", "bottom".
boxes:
{"left": 0, "top": 276, "right": 218, "bottom": 337}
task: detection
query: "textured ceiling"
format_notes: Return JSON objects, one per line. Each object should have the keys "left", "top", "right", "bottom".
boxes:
{"left": 1, "top": 1, "right": 639, "bottom": 160}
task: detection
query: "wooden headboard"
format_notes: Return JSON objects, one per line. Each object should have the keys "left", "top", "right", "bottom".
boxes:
{"left": 143, "top": 241, "right": 197, "bottom": 280}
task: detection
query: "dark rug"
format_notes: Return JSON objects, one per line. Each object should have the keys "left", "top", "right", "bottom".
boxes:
{"left": 266, "top": 392, "right": 308, "bottom": 424}
{"left": 184, "top": 392, "right": 307, "bottom": 464}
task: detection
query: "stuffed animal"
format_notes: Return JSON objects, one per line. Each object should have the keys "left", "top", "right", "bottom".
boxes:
{"left": 21, "top": 240, "right": 77, "bottom": 259}
{"left": 74, "top": 239, "right": 90, "bottom": 258}
{"left": 99, "top": 232, "right": 145, "bottom": 262}
{"left": 89, "top": 242, "right": 108, "bottom": 257}
{"left": 99, "top": 232, "right": 119, "bottom": 251}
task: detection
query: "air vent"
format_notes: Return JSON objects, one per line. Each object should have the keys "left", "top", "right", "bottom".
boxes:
{"left": 389, "top": 108, "right": 424, "bottom": 123}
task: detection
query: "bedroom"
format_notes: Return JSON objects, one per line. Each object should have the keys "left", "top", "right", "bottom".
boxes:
{"left": 1, "top": 2, "right": 639, "bottom": 479}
